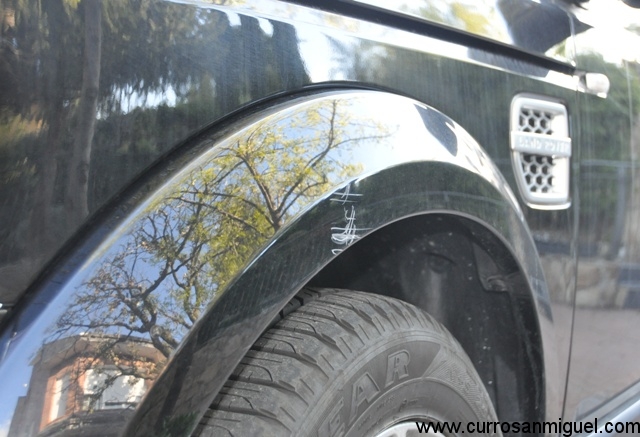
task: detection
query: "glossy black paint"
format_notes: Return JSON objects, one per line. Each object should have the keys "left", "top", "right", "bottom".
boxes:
{"left": 316, "top": 0, "right": 578, "bottom": 65}
{"left": 0, "top": 0, "right": 579, "bottom": 307}
{"left": 0, "top": 90, "right": 553, "bottom": 436}
{"left": 567, "top": 5, "right": 640, "bottom": 422}
{"left": 0, "top": 0, "right": 639, "bottom": 436}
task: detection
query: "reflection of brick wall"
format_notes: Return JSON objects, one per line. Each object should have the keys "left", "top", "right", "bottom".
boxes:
{"left": 8, "top": 355, "right": 50, "bottom": 437}
{"left": 8, "top": 335, "right": 163, "bottom": 437}
{"left": 39, "top": 358, "right": 99, "bottom": 431}
{"left": 41, "top": 366, "right": 72, "bottom": 429}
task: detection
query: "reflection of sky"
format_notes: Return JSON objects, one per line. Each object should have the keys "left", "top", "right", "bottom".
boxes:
{"left": 269, "top": 1, "right": 574, "bottom": 89}
{"left": 100, "top": 85, "right": 178, "bottom": 116}
{"left": 349, "top": 0, "right": 512, "bottom": 42}
{"left": 169, "top": 0, "right": 578, "bottom": 94}
{"left": 0, "top": 420, "right": 9, "bottom": 437}
{"left": 0, "top": 91, "right": 518, "bottom": 432}
{"left": 0, "top": 357, "right": 31, "bottom": 433}
{"left": 0, "top": 284, "right": 78, "bottom": 430}
{"left": 350, "top": 103, "right": 437, "bottom": 170}
{"left": 174, "top": 0, "right": 469, "bottom": 82}
{"left": 296, "top": 12, "right": 468, "bottom": 83}
{"left": 0, "top": 214, "right": 188, "bottom": 430}
{"left": 84, "top": 94, "right": 504, "bottom": 347}
{"left": 0, "top": 185, "right": 203, "bottom": 429}
{"left": 343, "top": 96, "right": 503, "bottom": 184}
{"left": 572, "top": 0, "right": 640, "bottom": 63}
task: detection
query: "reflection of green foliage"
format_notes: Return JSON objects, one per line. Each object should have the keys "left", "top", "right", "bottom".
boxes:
{"left": 451, "top": 3, "right": 491, "bottom": 35}
{"left": 577, "top": 53, "right": 639, "bottom": 161}
{"left": 580, "top": 166, "right": 621, "bottom": 236}
{"left": 0, "top": 0, "right": 311, "bottom": 289}
{"left": 577, "top": 53, "right": 640, "bottom": 243}
{"left": 399, "top": 1, "right": 498, "bottom": 38}
{"left": 55, "top": 99, "right": 379, "bottom": 393}
{"left": 0, "top": 113, "right": 41, "bottom": 145}
{"left": 0, "top": 113, "right": 41, "bottom": 257}
{"left": 0, "top": 115, "right": 40, "bottom": 185}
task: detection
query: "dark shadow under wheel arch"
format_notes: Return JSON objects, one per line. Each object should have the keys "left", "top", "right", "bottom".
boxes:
{"left": 307, "top": 213, "right": 544, "bottom": 434}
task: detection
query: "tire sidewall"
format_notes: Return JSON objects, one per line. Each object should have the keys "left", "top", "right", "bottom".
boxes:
{"left": 306, "top": 332, "right": 498, "bottom": 437}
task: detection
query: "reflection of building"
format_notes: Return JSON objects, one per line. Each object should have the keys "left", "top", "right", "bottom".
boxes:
{"left": 8, "top": 335, "right": 163, "bottom": 437}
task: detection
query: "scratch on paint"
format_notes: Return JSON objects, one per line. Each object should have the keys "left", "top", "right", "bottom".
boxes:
{"left": 330, "top": 184, "right": 363, "bottom": 205}
{"left": 330, "top": 185, "right": 368, "bottom": 255}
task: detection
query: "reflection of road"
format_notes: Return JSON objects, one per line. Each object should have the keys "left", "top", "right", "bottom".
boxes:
{"left": 562, "top": 307, "right": 640, "bottom": 418}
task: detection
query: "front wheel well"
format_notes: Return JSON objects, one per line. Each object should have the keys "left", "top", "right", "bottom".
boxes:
{"left": 307, "top": 213, "right": 544, "bottom": 428}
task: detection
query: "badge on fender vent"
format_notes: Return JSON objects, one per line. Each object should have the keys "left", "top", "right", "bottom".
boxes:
{"left": 510, "top": 94, "right": 571, "bottom": 209}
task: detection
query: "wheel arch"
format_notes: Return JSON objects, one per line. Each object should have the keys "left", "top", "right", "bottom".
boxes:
{"left": 0, "top": 88, "right": 556, "bottom": 436}
{"left": 309, "top": 211, "right": 547, "bottom": 426}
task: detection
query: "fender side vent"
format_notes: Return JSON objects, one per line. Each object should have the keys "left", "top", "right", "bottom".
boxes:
{"left": 510, "top": 95, "right": 571, "bottom": 209}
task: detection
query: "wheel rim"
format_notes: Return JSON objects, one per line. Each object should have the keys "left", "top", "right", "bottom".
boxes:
{"left": 374, "top": 420, "right": 446, "bottom": 437}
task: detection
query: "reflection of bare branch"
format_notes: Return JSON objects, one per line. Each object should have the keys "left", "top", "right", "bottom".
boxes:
{"left": 276, "top": 103, "right": 338, "bottom": 218}
{"left": 235, "top": 150, "right": 281, "bottom": 229}
{"left": 51, "top": 98, "right": 386, "bottom": 406}
{"left": 169, "top": 196, "right": 267, "bottom": 238}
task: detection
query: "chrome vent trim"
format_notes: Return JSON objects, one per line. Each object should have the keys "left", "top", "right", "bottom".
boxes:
{"left": 510, "top": 95, "right": 571, "bottom": 209}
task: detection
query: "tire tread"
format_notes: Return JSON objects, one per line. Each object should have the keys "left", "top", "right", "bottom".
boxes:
{"left": 195, "top": 288, "right": 496, "bottom": 437}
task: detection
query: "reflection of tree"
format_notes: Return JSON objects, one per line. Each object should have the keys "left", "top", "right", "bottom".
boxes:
{"left": 0, "top": 0, "right": 311, "bottom": 304}
{"left": 7, "top": 335, "right": 163, "bottom": 437}
{"left": 64, "top": 0, "right": 101, "bottom": 229}
{"left": 51, "top": 99, "right": 383, "bottom": 398}
{"left": 576, "top": 54, "right": 640, "bottom": 258}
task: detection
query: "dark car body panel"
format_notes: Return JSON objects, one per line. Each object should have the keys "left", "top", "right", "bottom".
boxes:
{"left": 0, "top": 89, "right": 551, "bottom": 435}
{"left": 1, "top": 0, "right": 639, "bottom": 436}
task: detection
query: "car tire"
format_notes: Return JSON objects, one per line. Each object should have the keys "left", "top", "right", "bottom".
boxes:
{"left": 196, "top": 288, "right": 501, "bottom": 436}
